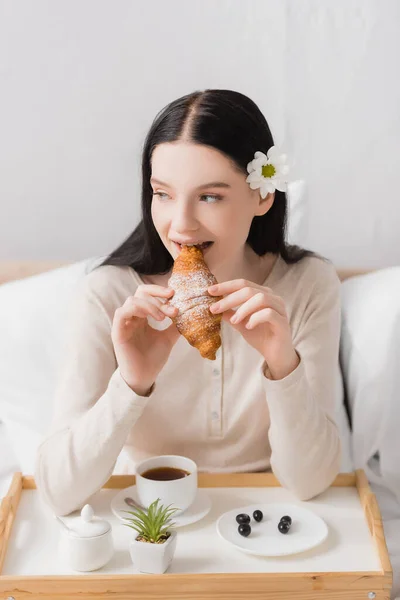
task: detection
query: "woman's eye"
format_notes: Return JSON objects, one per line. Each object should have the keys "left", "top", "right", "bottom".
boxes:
{"left": 200, "top": 194, "right": 221, "bottom": 203}
{"left": 152, "top": 192, "right": 221, "bottom": 203}
{"left": 153, "top": 192, "right": 169, "bottom": 200}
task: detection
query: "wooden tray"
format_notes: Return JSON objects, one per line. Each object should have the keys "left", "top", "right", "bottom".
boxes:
{"left": 0, "top": 470, "right": 393, "bottom": 599}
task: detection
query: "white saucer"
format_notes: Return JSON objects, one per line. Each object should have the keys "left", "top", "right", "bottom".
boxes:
{"left": 111, "top": 485, "right": 211, "bottom": 528}
{"left": 217, "top": 502, "right": 328, "bottom": 557}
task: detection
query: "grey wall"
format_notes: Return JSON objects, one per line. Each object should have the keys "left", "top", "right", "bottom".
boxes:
{"left": 1, "top": 0, "right": 399, "bottom": 268}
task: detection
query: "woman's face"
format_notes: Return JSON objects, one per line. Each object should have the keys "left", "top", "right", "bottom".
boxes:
{"left": 150, "top": 142, "right": 273, "bottom": 277}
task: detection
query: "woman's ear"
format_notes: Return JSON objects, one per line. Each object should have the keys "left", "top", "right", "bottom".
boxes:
{"left": 254, "top": 191, "right": 275, "bottom": 217}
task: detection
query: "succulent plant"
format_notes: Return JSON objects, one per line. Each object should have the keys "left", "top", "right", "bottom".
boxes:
{"left": 122, "top": 498, "right": 179, "bottom": 544}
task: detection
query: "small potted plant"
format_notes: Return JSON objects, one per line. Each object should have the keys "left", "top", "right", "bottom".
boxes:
{"left": 123, "top": 498, "right": 179, "bottom": 574}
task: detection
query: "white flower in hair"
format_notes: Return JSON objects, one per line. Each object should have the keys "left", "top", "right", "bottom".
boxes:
{"left": 246, "top": 147, "right": 290, "bottom": 198}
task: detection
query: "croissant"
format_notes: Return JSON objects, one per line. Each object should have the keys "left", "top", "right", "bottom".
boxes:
{"left": 168, "top": 246, "right": 222, "bottom": 360}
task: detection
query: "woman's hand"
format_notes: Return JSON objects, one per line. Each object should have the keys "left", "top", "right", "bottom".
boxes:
{"left": 208, "top": 279, "right": 299, "bottom": 380}
{"left": 111, "top": 285, "right": 180, "bottom": 395}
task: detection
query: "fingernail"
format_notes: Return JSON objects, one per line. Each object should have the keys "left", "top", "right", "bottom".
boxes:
{"left": 208, "top": 285, "right": 217, "bottom": 293}
{"left": 230, "top": 315, "right": 237, "bottom": 324}
{"left": 211, "top": 303, "right": 219, "bottom": 313}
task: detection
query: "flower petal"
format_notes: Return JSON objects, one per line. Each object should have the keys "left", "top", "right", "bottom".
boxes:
{"left": 261, "top": 181, "right": 275, "bottom": 195}
{"left": 254, "top": 151, "right": 268, "bottom": 162}
{"left": 267, "top": 146, "right": 279, "bottom": 160}
{"left": 253, "top": 158, "right": 266, "bottom": 171}
{"left": 249, "top": 181, "right": 261, "bottom": 190}
{"left": 246, "top": 171, "right": 262, "bottom": 184}
{"left": 272, "top": 153, "right": 287, "bottom": 166}
{"left": 273, "top": 179, "right": 287, "bottom": 192}
{"left": 274, "top": 165, "right": 289, "bottom": 179}
{"left": 247, "top": 158, "right": 264, "bottom": 173}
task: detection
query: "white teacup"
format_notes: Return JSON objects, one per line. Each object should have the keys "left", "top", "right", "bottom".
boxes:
{"left": 135, "top": 455, "right": 198, "bottom": 514}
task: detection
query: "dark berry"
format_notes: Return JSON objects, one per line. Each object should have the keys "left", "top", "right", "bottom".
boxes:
{"left": 236, "top": 513, "right": 250, "bottom": 525}
{"left": 238, "top": 523, "right": 251, "bottom": 537}
{"left": 278, "top": 521, "right": 290, "bottom": 534}
{"left": 253, "top": 510, "right": 263, "bottom": 522}
{"left": 280, "top": 515, "right": 292, "bottom": 526}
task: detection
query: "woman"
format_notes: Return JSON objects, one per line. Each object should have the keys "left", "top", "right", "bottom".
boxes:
{"left": 35, "top": 89, "right": 342, "bottom": 516}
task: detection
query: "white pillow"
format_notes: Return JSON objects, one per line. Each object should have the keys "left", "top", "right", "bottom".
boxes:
{"left": 333, "top": 364, "right": 353, "bottom": 474}
{"left": 286, "top": 180, "right": 309, "bottom": 246}
{"left": 340, "top": 267, "right": 400, "bottom": 503}
{"left": 0, "top": 257, "right": 103, "bottom": 477}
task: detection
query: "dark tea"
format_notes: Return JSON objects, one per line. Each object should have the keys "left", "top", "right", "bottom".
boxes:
{"left": 141, "top": 466, "right": 190, "bottom": 481}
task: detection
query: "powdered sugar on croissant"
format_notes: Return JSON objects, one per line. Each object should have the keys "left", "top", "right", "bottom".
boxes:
{"left": 168, "top": 246, "right": 222, "bottom": 360}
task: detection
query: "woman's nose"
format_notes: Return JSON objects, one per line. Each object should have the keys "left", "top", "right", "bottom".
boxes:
{"left": 171, "top": 204, "right": 199, "bottom": 233}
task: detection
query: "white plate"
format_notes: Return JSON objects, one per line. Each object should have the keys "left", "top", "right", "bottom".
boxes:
{"left": 216, "top": 502, "right": 329, "bottom": 557}
{"left": 111, "top": 485, "right": 211, "bottom": 528}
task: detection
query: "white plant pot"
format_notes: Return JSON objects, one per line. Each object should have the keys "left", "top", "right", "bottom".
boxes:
{"left": 129, "top": 530, "right": 177, "bottom": 574}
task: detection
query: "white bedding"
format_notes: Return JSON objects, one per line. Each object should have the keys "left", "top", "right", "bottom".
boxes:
{"left": 340, "top": 268, "right": 400, "bottom": 506}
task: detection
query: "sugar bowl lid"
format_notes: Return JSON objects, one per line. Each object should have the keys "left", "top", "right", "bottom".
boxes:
{"left": 67, "top": 504, "right": 111, "bottom": 538}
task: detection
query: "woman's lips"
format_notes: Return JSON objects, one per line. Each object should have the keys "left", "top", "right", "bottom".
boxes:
{"left": 172, "top": 241, "right": 213, "bottom": 253}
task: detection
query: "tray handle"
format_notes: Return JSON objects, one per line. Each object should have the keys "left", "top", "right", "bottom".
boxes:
{"left": 365, "top": 491, "right": 392, "bottom": 577}
{"left": 0, "top": 472, "right": 23, "bottom": 574}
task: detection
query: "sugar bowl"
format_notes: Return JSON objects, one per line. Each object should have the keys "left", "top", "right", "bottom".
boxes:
{"left": 58, "top": 504, "right": 114, "bottom": 571}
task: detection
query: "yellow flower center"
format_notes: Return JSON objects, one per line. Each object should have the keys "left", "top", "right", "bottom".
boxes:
{"left": 262, "top": 163, "right": 276, "bottom": 178}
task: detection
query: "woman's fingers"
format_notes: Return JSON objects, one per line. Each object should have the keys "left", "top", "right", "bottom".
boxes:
{"left": 116, "top": 297, "right": 164, "bottom": 322}
{"left": 230, "top": 293, "right": 286, "bottom": 324}
{"left": 210, "top": 286, "right": 255, "bottom": 313}
{"left": 113, "top": 288, "right": 179, "bottom": 344}
{"left": 209, "top": 279, "right": 272, "bottom": 296}
{"left": 115, "top": 296, "right": 178, "bottom": 330}
{"left": 160, "top": 303, "right": 178, "bottom": 317}
{"left": 130, "top": 286, "right": 178, "bottom": 317}
{"left": 211, "top": 287, "right": 286, "bottom": 318}
{"left": 135, "top": 284, "right": 174, "bottom": 299}
{"left": 245, "top": 308, "right": 284, "bottom": 330}
{"left": 135, "top": 285, "right": 179, "bottom": 320}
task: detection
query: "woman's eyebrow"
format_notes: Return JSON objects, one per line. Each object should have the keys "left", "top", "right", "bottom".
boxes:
{"left": 150, "top": 178, "right": 231, "bottom": 190}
